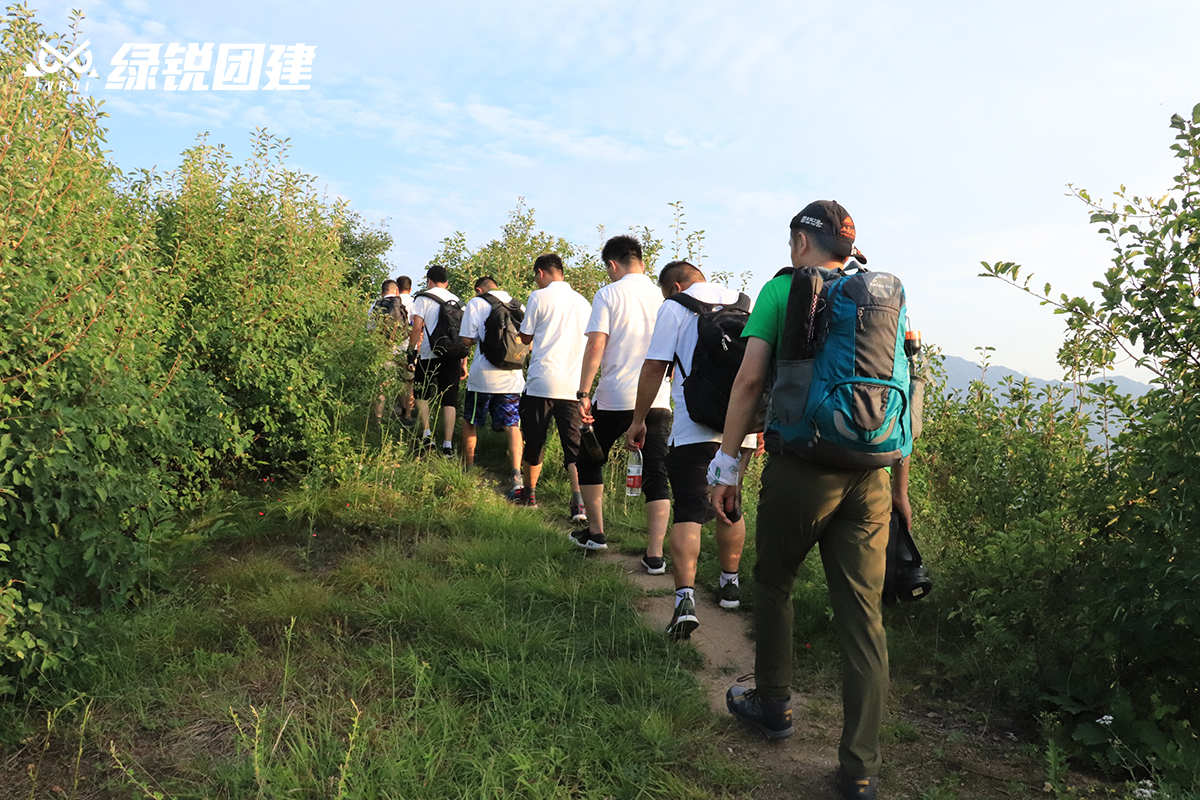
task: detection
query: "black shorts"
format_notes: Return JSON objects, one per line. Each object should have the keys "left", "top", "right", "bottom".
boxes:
{"left": 666, "top": 442, "right": 721, "bottom": 525}
{"left": 576, "top": 405, "right": 671, "bottom": 502}
{"left": 414, "top": 356, "right": 461, "bottom": 408}
{"left": 519, "top": 395, "right": 582, "bottom": 467}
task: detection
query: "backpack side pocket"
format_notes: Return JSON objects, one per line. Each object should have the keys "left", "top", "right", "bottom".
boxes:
{"left": 772, "top": 358, "right": 814, "bottom": 428}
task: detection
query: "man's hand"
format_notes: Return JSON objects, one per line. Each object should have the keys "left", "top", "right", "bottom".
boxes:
{"left": 460, "top": 358, "right": 469, "bottom": 381}
{"left": 579, "top": 396, "right": 594, "bottom": 425}
{"left": 624, "top": 420, "right": 646, "bottom": 452}
{"left": 711, "top": 484, "right": 740, "bottom": 525}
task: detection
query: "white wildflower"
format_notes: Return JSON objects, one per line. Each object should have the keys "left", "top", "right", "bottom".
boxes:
{"left": 1096, "top": 714, "right": 1114, "bottom": 726}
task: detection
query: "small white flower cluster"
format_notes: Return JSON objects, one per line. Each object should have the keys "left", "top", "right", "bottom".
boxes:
{"left": 1097, "top": 714, "right": 1115, "bottom": 726}
{"left": 1133, "top": 779, "right": 1159, "bottom": 799}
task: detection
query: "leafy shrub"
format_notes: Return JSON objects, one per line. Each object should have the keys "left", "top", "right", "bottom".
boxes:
{"left": 0, "top": 8, "right": 387, "bottom": 693}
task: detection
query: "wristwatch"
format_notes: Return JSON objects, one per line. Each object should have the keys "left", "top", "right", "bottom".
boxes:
{"left": 576, "top": 391, "right": 589, "bottom": 399}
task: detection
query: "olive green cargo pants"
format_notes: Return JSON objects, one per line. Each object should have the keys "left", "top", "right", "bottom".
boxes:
{"left": 753, "top": 451, "right": 891, "bottom": 778}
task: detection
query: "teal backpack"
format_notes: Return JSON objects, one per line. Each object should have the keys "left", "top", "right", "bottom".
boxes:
{"left": 766, "top": 262, "right": 922, "bottom": 469}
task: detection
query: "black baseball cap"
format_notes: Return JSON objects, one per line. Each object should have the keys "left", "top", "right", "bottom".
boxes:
{"left": 789, "top": 200, "right": 866, "bottom": 263}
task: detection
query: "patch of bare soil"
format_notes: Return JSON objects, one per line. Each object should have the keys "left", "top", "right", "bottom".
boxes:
{"left": 599, "top": 546, "right": 1067, "bottom": 800}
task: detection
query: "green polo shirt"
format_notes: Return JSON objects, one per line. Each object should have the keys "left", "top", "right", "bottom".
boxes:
{"left": 741, "top": 274, "right": 792, "bottom": 349}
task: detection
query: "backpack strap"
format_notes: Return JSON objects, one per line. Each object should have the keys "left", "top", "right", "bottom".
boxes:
{"left": 665, "top": 292, "right": 714, "bottom": 315}
{"left": 413, "top": 290, "right": 452, "bottom": 309}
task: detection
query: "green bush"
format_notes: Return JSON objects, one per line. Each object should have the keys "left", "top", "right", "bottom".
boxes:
{"left": 0, "top": 8, "right": 388, "bottom": 693}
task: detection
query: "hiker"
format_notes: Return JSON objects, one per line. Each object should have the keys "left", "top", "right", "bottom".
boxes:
{"left": 395, "top": 275, "right": 417, "bottom": 426}
{"left": 623, "top": 260, "right": 758, "bottom": 637}
{"left": 458, "top": 275, "right": 525, "bottom": 490}
{"left": 573, "top": 235, "right": 672, "bottom": 552}
{"left": 409, "top": 264, "right": 468, "bottom": 458}
{"left": 367, "top": 278, "right": 413, "bottom": 428}
{"left": 514, "top": 253, "right": 592, "bottom": 519}
{"left": 710, "top": 201, "right": 913, "bottom": 800}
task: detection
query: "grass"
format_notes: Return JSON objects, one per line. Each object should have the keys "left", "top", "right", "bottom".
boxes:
{"left": 0, "top": 424, "right": 754, "bottom": 799}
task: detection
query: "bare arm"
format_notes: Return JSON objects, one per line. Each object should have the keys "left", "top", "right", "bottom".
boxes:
{"left": 719, "top": 337, "right": 772, "bottom": 458}
{"left": 712, "top": 337, "right": 773, "bottom": 523}
{"left": 408, "top": 316, "right": 425, "bottom": 352}
{"left": 577, "top": 330, "right": 607, "bottom": 423}
{"left": 624, "top": 359, "right": 670, "bottom": 450}
{"left": 519, "top": 332, "right": 534, "bottom": 345}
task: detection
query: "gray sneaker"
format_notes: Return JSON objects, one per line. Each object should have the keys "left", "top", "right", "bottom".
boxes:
{"left": 666, "top": 595, "right": 699, "bottom": 639}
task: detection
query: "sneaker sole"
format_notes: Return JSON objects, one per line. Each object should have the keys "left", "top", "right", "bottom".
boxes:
{"left": 570, "top": 514, "right": 588, "bottom": 523}
{"left": 641, "top": 559, "right": 666, "bottom": 576}
{"left": 666, "top": 616, "right": 698, "bottom": 639}
{"left": 718, "top": 598, "right": 741, "bottom": 609}
{"left": 569, "top": 534, "right": 607, "bottom": 550}
{"left": 726, "top": 700, "right": 794, "bottom": 739}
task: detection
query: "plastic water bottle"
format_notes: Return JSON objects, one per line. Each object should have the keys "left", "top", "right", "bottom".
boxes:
{"left": 626, "top": 449, "right": 643, "bottom": 497}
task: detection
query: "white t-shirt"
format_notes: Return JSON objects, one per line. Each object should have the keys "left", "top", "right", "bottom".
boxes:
{"left": 520, "top": 280, "right": 592, "bottom": 401}
{"left": 461, "top": 291, "right": 526, "bottom": 395}
{"left": 411, "top": 286, "right": 460, "bottom": 360}
{"left": 398, "top": 292, "right": 414, "bottom": 323}
{"left": 645, "top": 282, "right": 758, "bottom": 448}
{"left": 585, "top": 272, "right": 671, "bottom": 412}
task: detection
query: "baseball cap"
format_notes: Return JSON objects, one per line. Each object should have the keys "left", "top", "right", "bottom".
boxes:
{"left": 789, "top": 200, "right": 866, "bottom": 263}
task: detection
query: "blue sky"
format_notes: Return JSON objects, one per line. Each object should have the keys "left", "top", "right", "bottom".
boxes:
{"left": 20, "top": 0, "right": 1200, "bottom": 381}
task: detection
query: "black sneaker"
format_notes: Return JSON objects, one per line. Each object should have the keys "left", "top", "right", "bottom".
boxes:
{"left": 718, "top": 580, "right": 741, "bottom": 609}
{"left": 441, "top": 445, "right": 454, "bottom": 460}
{"left": 569, "top": 502, "right": 587, "bottom": 524}
{"left": 666, "top": 594, "right": 699, "bottom": 638}
{"left": 640, "top": 554, "right": 666, "bottom": 575}
{"left": 726, "top": 684, "right": 793, "bottom": 739}
{"left": 836, "top": 772, "right": 877, "bottom": 800}
{"left": 569, "top": 529, "right": 607, "bottom": 550}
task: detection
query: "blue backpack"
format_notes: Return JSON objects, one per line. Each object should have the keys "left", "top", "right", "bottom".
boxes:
{"left": 766, "top": 262, "right": 918, "bottom": 469}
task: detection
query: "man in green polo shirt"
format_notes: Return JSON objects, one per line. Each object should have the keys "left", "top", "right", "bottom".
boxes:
{"left": 709, "top": 200, "right": 911, "bottom": 800}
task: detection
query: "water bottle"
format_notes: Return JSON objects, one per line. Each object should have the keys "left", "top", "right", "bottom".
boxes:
{"left": 904, "top": 329, "right": 921, "bottom": 359}
{"left": 625, "top": 449, "right": 643, "bottom": 497}
{"left": 579, "top": 423, "right": 606, "bottom": 464}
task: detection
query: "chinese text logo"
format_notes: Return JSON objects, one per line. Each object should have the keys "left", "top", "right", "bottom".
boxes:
{"left": 106, "top": 43, "right": 315, "bottom": 91}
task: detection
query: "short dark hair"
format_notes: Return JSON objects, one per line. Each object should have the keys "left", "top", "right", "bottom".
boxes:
{"left": 381, "top": 279, "right": 399, "bottom": 294}
{"left": 534, "top": 253, "right": 564, "bottom": 274}
{"left": 601, "top": 235, "right": 642, "bottom": 268}
{"left": 426, "top": 264, "right": 449, "bottom": 284}
{"left": 658, "top": 260, "right": 704, "bottom": 288}
{"left": 792, "top": 226, "right": 842, "bottom": 260}
{"left": 474, "top": 275, "right": 499, "bottom": 291}
{"left": 397, "top": 275, "right": 412, "bottom": 291}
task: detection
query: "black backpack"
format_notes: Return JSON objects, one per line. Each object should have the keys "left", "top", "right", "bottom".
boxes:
{"left": 883, "top": 510, "right": 933, "bottom": 605}
{"left": 479, "top": 292, "right": 530, "bottom": 370}
{"left": 367, "top": 295, "right": 409, "bottom": 341}
{"left": 413, "top": 291, "right": 468, "bottom": 359}
{"left": 667, "top": 291, "right": 765, "bottom": 433}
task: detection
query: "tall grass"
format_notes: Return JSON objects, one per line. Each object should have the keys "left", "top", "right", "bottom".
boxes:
{"left": 0, "top": 423, "right": 752, "bottom": 799}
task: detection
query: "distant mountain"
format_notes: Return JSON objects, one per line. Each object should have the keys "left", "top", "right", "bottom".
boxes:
{"left": 940, "top": 355, "right": 1152, "bottom": 399}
